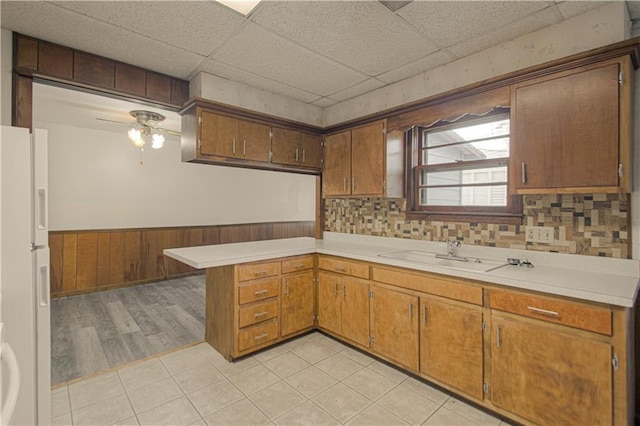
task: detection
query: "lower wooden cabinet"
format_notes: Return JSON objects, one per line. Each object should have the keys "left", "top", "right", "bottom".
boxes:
{"left": 491, "top": 315, "right": 612, "bottom": 425}
{"left": 419, "top": 297, "right": 483, "bottom": 399}
{"left": 370, "top": 284, "right": 419, "bottom": 370}
{"left": 281, "top": 270, "right": 314, "bottom": 337}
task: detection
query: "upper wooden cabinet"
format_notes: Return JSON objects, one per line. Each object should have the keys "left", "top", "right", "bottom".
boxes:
{"left": 511, "top": 57, "right": 633, "bottom": 193}
{"left": 272, "top": 127, "right": 322, "bottom": 169}
{"left": 322, "top": 120, "right": 404, "bottom": 198}
{"left": 182, "top": 103, "right": 323, "bottom": 174}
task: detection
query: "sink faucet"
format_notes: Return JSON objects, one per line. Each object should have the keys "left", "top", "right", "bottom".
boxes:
{"left": 447, "top": 240, "right": 461, "bottom": 257}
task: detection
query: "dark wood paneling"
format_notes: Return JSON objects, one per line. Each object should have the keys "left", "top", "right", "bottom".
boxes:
{"left": 73, "top": 51, "right": 115, "bottom": 89}
{"left": 146, "top": 72, "right": 172, "bottom": 103}
{"left": 171, "top": 79, "right": 189, "bottom": 106}
{"left": 13, "top": 75, "right": 33, "bottom": 129}
{"left": 115, "top": 63, "right": 146, "bottom": 97}
{"left": 38, "top": 41, "right": 73, "bottom": 79}
{"left": 50, "top": 221, "right": 314, "bottom": 297}
{"left": 15, "top": 36, "right": 38, "bottom": 70}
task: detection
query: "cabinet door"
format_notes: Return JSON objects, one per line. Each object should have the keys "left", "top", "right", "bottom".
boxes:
{"left": 341, "top": 277, "right": 370, "bottom": 348}
{"left": 281, "top": 271, "right": 314, "bottom": 336}
{"left": 200, "top": 110, "right": 237, "bottom": 157}
{"left": 238, "top": 120, "right": 271, "bottom": 162}
{"left": 513, "top": 63, "right": 619, "bottom": 190}
{"left": 491, "top": 316, "right": 612, "bottom": 425}
{"left": 317, "top": 271, "right": 341, "bottom": 336}
{"left": 351, "top": 121, "right": 385, "bottom": 196}
{"left": 300, "top": 132, "right": 323, "bottom": 169}
{"left": 420, "top": 298, "right": 483, "bottom": 399}
{"left": 323, "top": 131, "right": 351, "bottom": 196}
{"left": 271, "top": 127, "right": 300, "bottom": 166}
{"left": 370, "top": 285, "right": 418, "bottom": 370}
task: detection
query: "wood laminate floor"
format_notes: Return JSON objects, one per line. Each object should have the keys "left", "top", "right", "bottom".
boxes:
{"left": 51, "top": 275, "right": 205, "bottom": 385}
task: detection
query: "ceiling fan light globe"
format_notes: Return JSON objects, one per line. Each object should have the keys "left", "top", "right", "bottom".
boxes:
{"left": 128, "top": 128, "right": 145, "bottom": 147}
{"left": 151, "top": 133, "right": 165, "bottom": 149}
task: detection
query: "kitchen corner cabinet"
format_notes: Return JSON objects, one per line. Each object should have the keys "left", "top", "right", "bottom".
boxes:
{"left": 317, "top": 256, "right": 370, "bottom": 347}
{"left": 323, "top": 120, "right": 404, "bottom": 198}
{"left": 271, "top": 127, "right": 322, "bottom": 169}
{"left": 511, "top": 56, "right": 633, "bottom": 193}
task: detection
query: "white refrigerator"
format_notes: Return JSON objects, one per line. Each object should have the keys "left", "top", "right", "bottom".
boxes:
{"left": 0, "top": 126, "right": 51, "bottom": 425}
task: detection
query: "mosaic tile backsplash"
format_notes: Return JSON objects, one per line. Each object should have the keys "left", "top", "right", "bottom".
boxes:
{"left": 324, "top": 194, "right": 630, "bottom": 258}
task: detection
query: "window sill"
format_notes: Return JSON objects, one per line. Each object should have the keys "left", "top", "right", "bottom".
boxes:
{"left": 405, "top": 211, "right": 523, "bottom": 225}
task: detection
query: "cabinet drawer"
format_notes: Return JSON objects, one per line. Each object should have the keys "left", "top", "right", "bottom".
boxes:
{"left": 238, "top": 261, "right": 280, "bottom": 282}
{"left": 490, "top": 290, "right": 611, "bottom": 335}
{"left": 238, "top": 320, "right": 279, "bottom": 352}
{"left": 318, "top": 256, "right": 369, "bottom": 279}
{"left": 282, "top": 255, "right": 314, "bottom": 274}
{"left": 238, "top": 299, "right": 279, "bottom": 328}
{"left": 238, "top": 278, "right": 279, "bottom": 305}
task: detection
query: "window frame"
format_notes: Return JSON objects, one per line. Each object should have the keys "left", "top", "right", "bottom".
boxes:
{"left": 406, "top": 109, "right": 522, "bottom": 224}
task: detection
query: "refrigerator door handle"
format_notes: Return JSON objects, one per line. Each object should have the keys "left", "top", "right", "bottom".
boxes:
{"left": 38, "top": 263, "right": 49, "bottom": 307}
{"left": 1, "top": 342, "right": 21, "bottom": 426}
{"left": 36, "top": 188, "right": 47, "bottom": 231}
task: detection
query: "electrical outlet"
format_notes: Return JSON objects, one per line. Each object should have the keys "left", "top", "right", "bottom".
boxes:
{"left": 525, "top": 226, "right": 554, "bottom": 243}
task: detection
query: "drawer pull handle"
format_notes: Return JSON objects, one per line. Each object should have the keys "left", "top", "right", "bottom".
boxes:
{"left": 254, "top": 333, "right": 269, "bottom": 341}
{"left": 496, "top": 325, "right": 501, "bottom": 348}
{"left": 285, "top": 281, "right": 289, "bottom": 297}
{"left": 422, "top": 306, "right": 427, "bottom": 324}
{"left": 294, "top": 264, "right": 305, "bottom": 269}
{"left": 254, "top": 270, "right": 269, "bottom": 277}
{"left": 343, "top": 284, "right": 346, "bottom": 300}
{"left": 409, "top": 303, "right": 413, "bottom": 320}
{"left": 254, "top": 289, "right": 269, "bottom": 296}
{"left": 254, "top": 311, "right": 269, "bottom": 318}
{"left": 334, "top": 282, "right": 339, "bottom": 296}
{"left": 334, "top": 266, "right": 346, "bottom": 272}
{"left": 527, "top": 306, "right": 559, "bottom": 317}
{"left": 521, "top": 162, "right": 527, "bottom": 184}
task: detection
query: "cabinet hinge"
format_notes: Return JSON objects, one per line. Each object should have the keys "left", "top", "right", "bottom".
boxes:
{"left": 198, "top": 139, "right": 202, "bottom": 151}
{"left": 618, "top": 163, "right": 624, "bottom": 178}
{"left": 198, "top": 116, "right": 202, "bottom": 126}
{"left": 483, "top": 383, "right": 489, "bottom": 394}
{"left": 619, "top": 71, "right": 623, "bottom": 85}
{"left": 269, "top": 130, "right": 273, "bottom": 139}
{"left": 612, "top": 354, "right": 619, "bottom": 371}
{"left": 382, "top": 127, "right": 386, "bottom": 135}
{"left": 268, "top": 151, "right": 273, "bottom": 161}
{"left": 369, "top": 290, "right": 374, "bottom": 299}
{"left": 369, "top": 335, "right": 374, "bottom": 345}
{"left": 482, "top": 320, "right": 487, "bottom": 331}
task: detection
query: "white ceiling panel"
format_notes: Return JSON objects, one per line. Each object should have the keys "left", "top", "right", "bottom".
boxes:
{"left": 312, "top": 97, "right": 339, "bottom": 108}
{"left": 376, "top": 49, "right": 456, "bottom": 84}
{"left": 556, "top": 1, "right": 611, "bottom": 20}
{"left": 448, "top": 7, "right": 560, "bottom": 58}
{"left": 199, "top": 59, "right": 321, "bottom": 103}
{"left": 211, "top": 23, "right": 368, "bottom": 96}
{"left": 251, "top": 1, "right": 440, "bottom": 76}
{"left": 627, "top": 1, "right": 640, "bottom": 19}
{"left": 53, "top": 1, "right": 245, "bottom": 56}
{"left": 328, "top": 77, "right": 387, "bottom": 102}
{"left": 399, "top": 1, "right": 551, "bottom": 47}
{"left": 1, "top": 1, "right": 205, "bottom": 78}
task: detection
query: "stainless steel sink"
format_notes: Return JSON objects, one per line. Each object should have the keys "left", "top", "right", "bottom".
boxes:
{"left": 378, "top": 250, "right": 507, "bottom": 273}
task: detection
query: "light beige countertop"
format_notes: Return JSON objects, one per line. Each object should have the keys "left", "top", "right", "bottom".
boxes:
{"left": 164, "top": 232, "right": 640, "bottom": 308}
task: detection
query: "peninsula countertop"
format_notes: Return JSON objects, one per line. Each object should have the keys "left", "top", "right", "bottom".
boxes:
{"left": 164, "top": 233, "right": 640, "bottom": 308}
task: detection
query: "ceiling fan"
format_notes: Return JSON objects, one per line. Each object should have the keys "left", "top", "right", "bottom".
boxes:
{"left": 96, "top": 110, "right": 181, "bottom": 149}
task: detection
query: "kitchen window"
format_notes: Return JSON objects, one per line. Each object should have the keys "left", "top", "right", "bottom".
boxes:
{"left": 407, "top": 109, "right": 522, "bottom": 222}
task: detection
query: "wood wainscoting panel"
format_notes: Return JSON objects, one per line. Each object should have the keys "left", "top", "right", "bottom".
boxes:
{"left": 49, "top": 221, "right": 314, "bottom": 297}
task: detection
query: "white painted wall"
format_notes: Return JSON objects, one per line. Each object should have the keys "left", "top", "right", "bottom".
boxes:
{"left": 39, "top": 122, "right": 316, "bottom": 231}
{"left": 1, "top": 29, "right": 12, "bottom": 126}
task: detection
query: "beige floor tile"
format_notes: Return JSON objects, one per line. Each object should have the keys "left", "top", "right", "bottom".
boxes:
{"left": 315, "top": 353, "right": 365, "bottom": 380}
{"left": 262, "top": 352, "right": 310, "bottom": 378}
{"left": 314, "top": 335, "right": 349, "bottom": 352}
{"left": 51, "top": 386, "right": 70, "bottom": 418}
{"left": 228, "top": 364, "right": 281, "bottom": 395}
{"left": 137, "top": 396, "right": 201, "bottom": 426}
{"left": 159, "top": 346, "right": 208, "bottom": 375}
{"left": 173, "top": 362, "right": 224, "bottom": 393}
{"left": 217, "top": 356, "right": 260, "bottom": 377}
{"left": 69, "top": 372, "right": 125, "bottom": 411}
{"left": 285, "top": 366, "right": 338, "bottom": 398}
{"left": 312, "top": 382, "right": 372, "bottom": 423}
{"left": 118, "top": 358, "right": 170, "bottom": 391}
{"left": 190, "top": 419, "right": 207, "bottom": 426}
{"left": 187, "top": 378, "right": 244, "bottom": 417}
{"left": 204, "top": 398, "right": 269, "bottom": 426}
{"left": 112, "top": 416, "right": 140, "bottom": 425}
{"left": 424, "top": 406, "right": 479, "bottom": 425}
{"left": 367, "top": 360, "right": 408, "bottom": 383}
{"left": 253, "top": 343, "right": 291, "bottom": 363}
{"left": 273, "top": 401, "right": 339, "bottom": 426}
{"left": 401, "top": 377, "right": 449, "bottom": 404}
{"left": 72, "top": 393, "right": 134, "bottom": 426}
{"left": 342, "top": 367, "right": 398, "bottom": 400}
{"left": 127, "top": 376, "right": 184, "bottom": 414}
{"left": 339, "top": 347, "right": 375, "bottom": 366}
{"left": 249, "top": 381, "right": 307, "bottom": 419}
{"left": 290, "top": 341, "right": 337, "bottom": 364}
{"left": 444, "top": 398, "right": 501, "bottom": 425}
{"left": 345, "top": 404, "right": 408, "bottom": 426}
{"left": 376, "top": 385, "right": 439, "bottom": 424}
{"left": 51, "top": 412, "right": 72, "bottom": 425}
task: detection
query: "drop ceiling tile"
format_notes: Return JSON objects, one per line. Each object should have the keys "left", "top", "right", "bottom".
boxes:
{"left": 328, "top": 78, "right": 387, "bottom": 102}
{"left": 1, "top": 1, "right": 204, "bottom": 78}
{"left": 448, "top": 8, "right": 560, "bottom": 58}
{"left": 556, "top": 1, "right": 612, "bottom": 20}
{"left": 199, "top": 59, "right": 321, "bottom": 103}
{"left": 54, "top": 1, "right": 245, "bottom": 56}
{"left": 376, "top": 50, "right": 456, "bottom": 84}
{"left": 398, "top": 1, "right": 551, "bottom": 47}
{"left": 211, "top": 22, "right": 368, "bottom": 96}
{"left": 627, "top": 1, "right": 640, "bottom": 20}
{"left": 250, "top": 1, "right": 439, "bottom": 76}
{"left": 312, "top": 97, "right": 339, "bottom": 108}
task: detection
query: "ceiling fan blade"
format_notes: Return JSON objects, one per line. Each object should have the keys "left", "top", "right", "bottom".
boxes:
{"left": 157, "top": 128, "right": 181, "bottom": 136}
{"left": 95, "top": 117, "right": 132, "bottom": 125}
